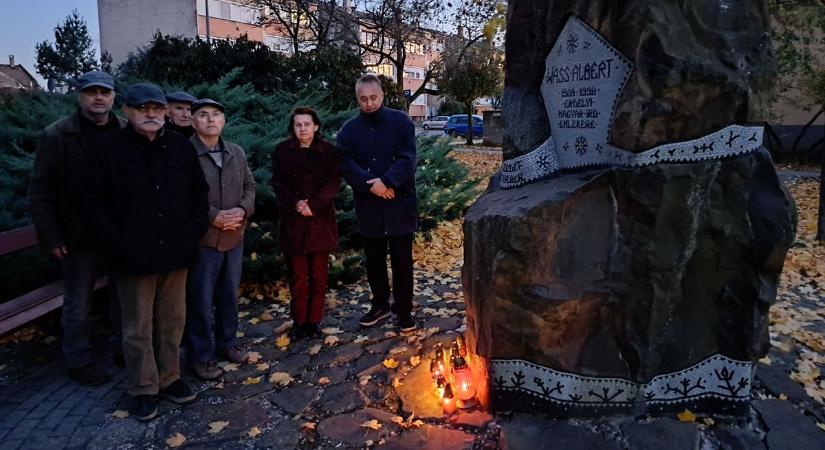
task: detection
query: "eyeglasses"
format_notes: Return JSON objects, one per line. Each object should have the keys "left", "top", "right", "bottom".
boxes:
{"left": 133, "top": 104, "right": 167, "bottom": 114}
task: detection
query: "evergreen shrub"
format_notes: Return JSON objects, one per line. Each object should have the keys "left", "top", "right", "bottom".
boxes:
{"left": 0, "top": 73, "right": 478, "bottom": 302}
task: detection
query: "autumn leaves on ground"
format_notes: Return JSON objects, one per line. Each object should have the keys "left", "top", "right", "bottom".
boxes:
{"left": 773, "top": 180, "right": 825, "bottom": 404}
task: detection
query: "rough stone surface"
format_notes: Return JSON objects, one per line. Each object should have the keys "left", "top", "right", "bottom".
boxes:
{"left": 621, "top": 419, "right": 700, "bottom": 450}
{"left": 463, "top": 0, "right": 795, "bottom": 416}
{"left": 753, "top": 399, "right": 825, "bottom": 450}
{"left": 312, "top": 343, "right": 364, "bottom": 367}
{"left": 316, "top": 381, "right": 366, "bottom": 414}
{"left": 376, "top": 424, "right": 475, "bottom": 450}
{"left": 271, "top": 354, "right": 310, "bottom": 377}
{"left": 501, "top": 1, "right": 775, "bottom": 157}
{"left": 754, "top": 363, "right": 810, "bottom": 404}
{"left": 500, "top": 413, "right": 621, "bottom": 450}
{"left": 396, "top": 359, "right": 443, "bottom": 418}
{"left": 454, "top": 410, "right": 494, "bottom": 428}
{"left": 270, "top": 385, "right": 321, "bottom": 415}
{"left": 317, "top": 408, "right": 399, "bottom": 445}
{"left": 464, "top": 152, "right": 795, "bottom": 389}
{"left": 258, "top": 419, "right": 302, "bottom": 449}
{"left": 157, "top": 401, "right": 269, "bottom": 447}
{"left": 713, "top": 425, "right": 766, "bottom": 450}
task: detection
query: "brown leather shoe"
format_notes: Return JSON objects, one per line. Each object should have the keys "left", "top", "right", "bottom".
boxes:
{"left": 219, "top": 346, "right": 248, "bottom": 364}
{"left": 192, "top": 360, "right": 222, "bottom": 380}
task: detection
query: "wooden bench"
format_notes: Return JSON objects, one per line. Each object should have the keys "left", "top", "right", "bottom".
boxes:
{"left": 0, "top": 225, "right": 106, "bottom": 336}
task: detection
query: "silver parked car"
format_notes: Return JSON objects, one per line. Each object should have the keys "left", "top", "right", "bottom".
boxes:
{"left": 421, "top": 115, "right": 449, "bottom": 130}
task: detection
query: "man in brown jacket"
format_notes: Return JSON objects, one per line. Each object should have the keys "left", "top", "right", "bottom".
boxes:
{"left": 29, "top": 70, "right": 126, "bottom": 385}
{"left": 184, "top": 99, "right": 256, "bottom": 380}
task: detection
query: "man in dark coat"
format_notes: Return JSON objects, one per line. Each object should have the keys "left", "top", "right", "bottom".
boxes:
{"left": 29, "top": 70, "right": 126, "bottom": 386}
{"left": 337, "top": 74, "right": 418, "bottom": 333}
{"left": 164, "top": 91, "right": 197, "bottom": 137}
{"left": 88, "top": 83, "right": 210, "bottom": 421}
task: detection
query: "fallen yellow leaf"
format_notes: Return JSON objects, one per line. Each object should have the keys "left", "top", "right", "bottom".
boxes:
{"left": 249, "top": 318, "right": 261, "bottom": 325}
{"left": 248, "top": 426, "right": 262, "bottom": 438}
{"left": 247, "top": 351, "right": 262, "bottom": 364}
{"left": 817, "top": 422, "right": 825, "bottom": 432}
{"left": 276, "top": 334, "right": 291, "bottom": 349}
{"left": 208, "top": 421, "right": 230, "bottom": 434}
{"left": 236, "top": 331, "right": 245, "bottom": 338}
{"left": 166, "top": 432, "right": 186, "bottom": 448}
{"left": 256, "top": 362, "right": 270, "bottom": 371}
{"left": 324, "top": 335, "right": 340, "bottom": 346}
{"left": 360, "top": 419, "right": 382, "bottom": 430}
{"left": 321, "top": 327, "right": 343, "bottom": 335}
{"left": 242, "top": 376, "right": 262, "bottom": 385}
{"left": 269, "top": 372, "right": 293, "bottom": 386}
{"left": 318, "top": 376, "right": 331, "bottom": 385}
{"left": 308, "top": 344, "right": 322, "bottom": 355}
{"left": 111, "top": 409, "right": 129, "bottom": 419}
{"left": 259, "top": 311, "right": 274, "bottom": 322}
{"left": 383, "top": 358, "right": 399, "bottom": 369}
{"left": 217, "top": 362, "right": 239, "bottom": 371}
{"left": 354, "top": 335, "right": 369, "bottom": 343}
{"left": 677, "top": 409, "right": 696, "bottom": 422}
{"left": 409, "top": 356, "right": 421, "bottom": 367}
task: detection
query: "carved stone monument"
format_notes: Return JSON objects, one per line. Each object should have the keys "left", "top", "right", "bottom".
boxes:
{"left": 462, "top": 1, "right": 796, "bottom": 415}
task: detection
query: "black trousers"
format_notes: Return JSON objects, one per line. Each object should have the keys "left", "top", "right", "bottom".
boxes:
{"left": 362, "top": 233, "right": 414, "bottom": 317}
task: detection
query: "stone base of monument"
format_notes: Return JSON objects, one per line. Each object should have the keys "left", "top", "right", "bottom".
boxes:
{"left": 462, "top": 149, "right": 796, "bottom": 416}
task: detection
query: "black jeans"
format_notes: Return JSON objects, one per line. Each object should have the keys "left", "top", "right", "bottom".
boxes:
{"left": 362, "top": 233, "right": 414, "bottom": 318}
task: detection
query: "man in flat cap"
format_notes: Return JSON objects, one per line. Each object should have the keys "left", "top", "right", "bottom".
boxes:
{"left": 88, "top": 83, "right": 210, "bottom": 421}
{"left": 165, "top": 91, "right": 197, "bottom": 138}
{"left": 29, "top": 70, "right": 126, "bottom": 386}
{"left": 184, "top": 99, "right": 256, "bottom": 380}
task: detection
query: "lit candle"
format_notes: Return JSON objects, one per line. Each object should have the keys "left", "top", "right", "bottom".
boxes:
{"left": 442, "top": 383, "right": 457, "bottom": 415}
{"left": 435, "top": 374, "right": 447, "bottom": 397}
{"left": 451, "top": 355, "right": 477, "bottom": 408}
{"left": 455, "top": 335, "right": 467, "bottom": 356}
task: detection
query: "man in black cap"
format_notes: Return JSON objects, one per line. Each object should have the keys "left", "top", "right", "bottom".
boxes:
{"left": 165, "top": 91, "right": 197, "bottom": 137}
{"left": 88, "top": 83, "right": 210, "bottom": 421}
{"left": 185, "top": 98, "right": 256, "bottom": 380}
{"left": 29, "top": 70, "right": 126, "bottom": 386}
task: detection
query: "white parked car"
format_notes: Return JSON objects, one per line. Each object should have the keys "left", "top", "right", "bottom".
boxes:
{"left": 421, "top": 116, "right": 449, "bottom": 130}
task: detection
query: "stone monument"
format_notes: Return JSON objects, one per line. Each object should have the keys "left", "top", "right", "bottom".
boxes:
{"left": 462, "top": 1, "right": 796, "bottom": 416}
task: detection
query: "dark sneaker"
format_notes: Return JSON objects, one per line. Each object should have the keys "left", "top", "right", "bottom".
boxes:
{"left": 359, "top": 306, "right": 391, "bottom": 327}
{"left": 192, "top": 360, "right": 222, "bottom": 381}
{"left": 302, "top": 323, "right": 323, "bottom": 339}
{"left": 219, "top": 345, "right": 248, "bottom": 364}
{"left": 159, "top": 379, "right": 197, "bottom": 404}
{"left": 399, "top": 315, "right": 417, "bottom": 333}
{"left": 128, "top": 395, "right": 158, "bottom": 421}
{"left": 67, "top": 364, "right": 111, "bottom": 386}
{"left": 288, "top": 325, "right": 305, "bottom": 341}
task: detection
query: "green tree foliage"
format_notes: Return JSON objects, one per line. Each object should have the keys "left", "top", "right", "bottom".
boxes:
{"left": 35, "top": 10, "right": 99, "bottom": 88}
{"left": 118, "top": 33, "right": 364, "bottom": 111}
{"left": 437, "top": 97, "right": 464, "bottom": 116}
{"left": 436, "top": 40, "right": 503, "bottom": 143}
{"left": 0, "top": 71, "right": 479, "bottom": 298}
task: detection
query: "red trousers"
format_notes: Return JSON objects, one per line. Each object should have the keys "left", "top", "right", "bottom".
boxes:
{"left": 287, "top": 252, "right": 329, "bottom": 325}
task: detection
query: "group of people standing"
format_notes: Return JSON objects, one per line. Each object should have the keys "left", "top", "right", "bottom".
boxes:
{"left": 28, "top": 71, "right": 418, "bottom": 421}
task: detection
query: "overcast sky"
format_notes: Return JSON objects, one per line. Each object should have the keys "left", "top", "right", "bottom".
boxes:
{"left": 0, "top": 0, "right": 100, "bottom": 85}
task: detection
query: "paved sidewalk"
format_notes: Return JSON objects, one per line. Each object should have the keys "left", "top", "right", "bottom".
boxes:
{"left": 1, "top": 265, "right": 823, "bottom": 449}
{"left": 0, "top": 357, "right": 127, "bottom": 449}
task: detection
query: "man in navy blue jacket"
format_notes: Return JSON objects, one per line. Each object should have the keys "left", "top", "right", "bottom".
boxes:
{"left": 337, "top": 74, "right": 418, "bottom": 333}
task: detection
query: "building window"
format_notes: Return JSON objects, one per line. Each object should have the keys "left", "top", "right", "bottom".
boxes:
{"left": 368, "top": 64, "right": 395, "bottom": 77}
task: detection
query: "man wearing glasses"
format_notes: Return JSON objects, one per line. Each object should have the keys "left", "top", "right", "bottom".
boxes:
{"left": 87, "top": 83, "right": 210, "bottom": 421}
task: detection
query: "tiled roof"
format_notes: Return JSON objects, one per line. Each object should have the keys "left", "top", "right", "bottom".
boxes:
{"left": 0, "top": 64, "right": 40, "bottom": 90}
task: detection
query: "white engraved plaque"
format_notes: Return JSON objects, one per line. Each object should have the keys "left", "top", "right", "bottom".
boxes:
{"left": 541, "top": 16, "right": 632, "bottom": 169}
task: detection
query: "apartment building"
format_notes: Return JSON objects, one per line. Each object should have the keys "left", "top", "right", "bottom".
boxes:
{"left": 98, "top": 0, "right": 445, "bottom": 120}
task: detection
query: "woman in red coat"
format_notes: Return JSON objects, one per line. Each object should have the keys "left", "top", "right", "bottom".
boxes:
{"left": 272, "top": 107, "right": 340, "bottom": 340}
